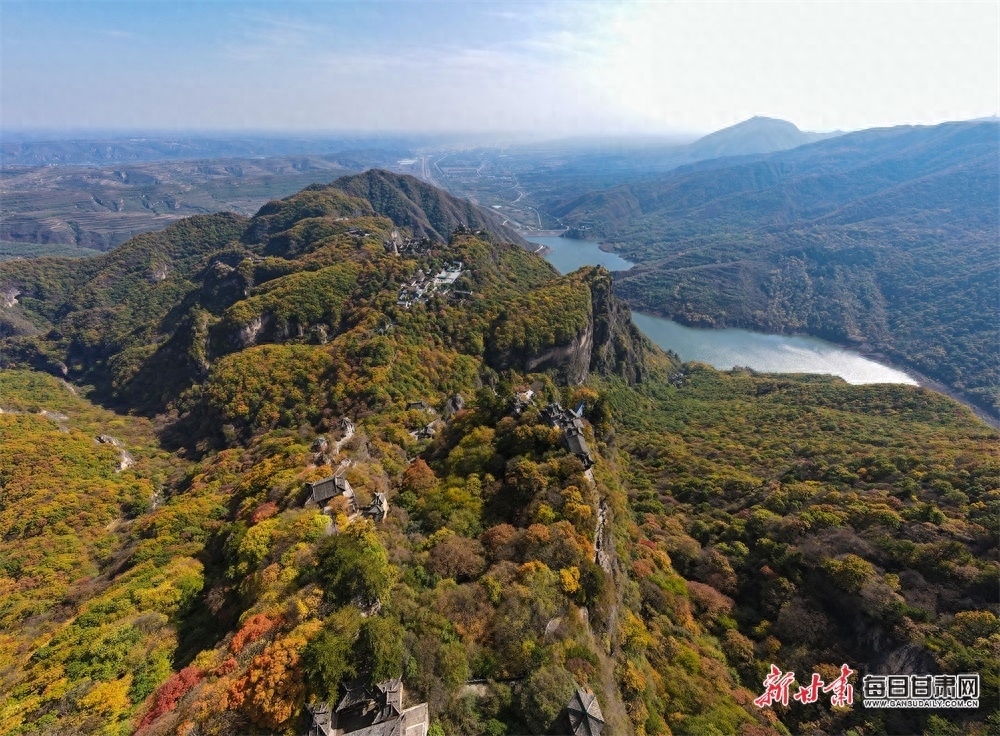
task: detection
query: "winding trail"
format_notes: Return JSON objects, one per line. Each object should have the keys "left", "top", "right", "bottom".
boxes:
{"left": 332, "top": 420, "right": 355, "bottom": 455}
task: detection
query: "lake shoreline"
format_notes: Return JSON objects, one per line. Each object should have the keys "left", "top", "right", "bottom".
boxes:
{"left": 634, "top": 306, "right": 999, "bottom": 430}
{"left": 526, "top": 234, "right": 998, "bottom": 429}
{"left": 854, "top": 348, "right": 1000, "bottom": 430}
{"left": 526, "top": 234, "right": 635, "bottom": 275}
{"left": 520, "top": 228, "right": 568, "bottom": 237}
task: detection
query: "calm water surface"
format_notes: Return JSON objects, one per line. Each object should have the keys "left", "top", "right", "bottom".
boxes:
{"left": 631, "top": 313, "right": 916, "bottom": 385}
{"left": 527, "top": 235, "right": 634, "bottom": 274}
{"left": 525, "top": 235, "right": 917, "bottom": 386}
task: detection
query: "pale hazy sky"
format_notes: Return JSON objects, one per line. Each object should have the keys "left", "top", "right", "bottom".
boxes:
{"left": 2, "top": 0, "right": 998, "bottom": 136}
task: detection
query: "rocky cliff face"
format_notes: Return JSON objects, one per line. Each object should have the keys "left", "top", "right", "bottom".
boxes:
{"left": 0, "top": 287, "right": 41, "bottom": 338}
{"left": 586, "top": 268, "right": 651, "bottom": 385}
{"left": 517, "top": 318, "right": 594, "bottom": 385}
{"left": 488, "top": 267, "right": 651, "bottom": 385}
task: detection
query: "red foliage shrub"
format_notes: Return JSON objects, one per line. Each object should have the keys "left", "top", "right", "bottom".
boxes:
{"left": 228, "top": 637, "right": 306, "bottom": 729}
{"left": 426, "top": 534, "right": 487, "bottom": 581}
{"left": 251, "top": 501, "right": 279, "bottom": 524}
{"left": 137, "top": 665, "right": 203, "bottom": 730}
{"left": 686, "top": 580, "right": 735, "bottom": 618}
{"left": 632, "top": 559, "right": 655, "bottom": 579}
{"left": 524, "top": 523, "right": 551, "bottom": 547}
{"left": 402, "top": 459, "right": 437, "bottom": 494}
{"left": 230, "top": 613, "right": 281, "bottom": 654}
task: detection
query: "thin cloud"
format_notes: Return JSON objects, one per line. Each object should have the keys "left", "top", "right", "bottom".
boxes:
{"left": 4, "top": 0, "right": 994, "bottom": 134}
{"left": 221, "top": 8, "right": 326, "bottom": 60}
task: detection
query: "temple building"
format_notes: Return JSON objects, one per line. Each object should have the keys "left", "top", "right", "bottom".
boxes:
{"left": 307, "top": 678, "right": 428, "bottom": 736}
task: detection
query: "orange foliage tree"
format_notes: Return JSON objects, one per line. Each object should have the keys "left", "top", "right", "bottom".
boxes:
{"left": 228, "top": 635, "right": 307, "bottom": 729}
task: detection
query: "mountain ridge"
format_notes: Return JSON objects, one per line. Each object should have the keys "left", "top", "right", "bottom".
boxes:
{"left": 0, "top": 173, "right": 628, "bottom": 418}
{"left": 329, "top": 169, "right": 530, "bottom": 246}
{"left": 551, "top": 119, "right": 999, "bottom": 419}
{"left": 0, "top": 175, "right": 995, "bottom": 736}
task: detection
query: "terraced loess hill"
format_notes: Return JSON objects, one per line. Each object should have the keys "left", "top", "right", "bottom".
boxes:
{"left": 0, "top": 155, "right": 361, "bottom": 252}
{"left": 0, "top": 172, "right": 995, "bottom": 736}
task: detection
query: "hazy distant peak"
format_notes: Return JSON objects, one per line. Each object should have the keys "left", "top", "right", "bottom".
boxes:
{"left": 687, "top": 116, "right": 836, "bottom": 159}
{"left": 734, "top": 115, "right": 802, "bottom": 130}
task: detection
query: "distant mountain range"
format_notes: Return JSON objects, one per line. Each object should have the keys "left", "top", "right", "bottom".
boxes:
{"left": 0, "top": 118, "right": 837, "bottom": 256}
{"left": 0, "top": 134, "right": 424, "bottom": 167}
{"left": 553, "top": 120, "right": 996, "bottom": 233}
{"left": 486, "top": 117, "right": 848, "bottom": 205}
{"left": 552, "top": 119, "right": 1000, "bottom": 418}
{"left": 0, "top": 119, "right": 828, "bottom": 169}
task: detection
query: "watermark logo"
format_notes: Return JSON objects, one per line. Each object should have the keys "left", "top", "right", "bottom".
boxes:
{"left": 753, "top": 665, "right": 980, "bottom": 710}
{"left": 753, "top": 664, "right": 854, "bottom": 708}
{"left": 862, "top": 673, "right": 979, "bottom": 709}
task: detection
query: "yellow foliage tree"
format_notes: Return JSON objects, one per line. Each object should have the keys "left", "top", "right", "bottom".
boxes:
{"left": 78, "top": 674, "right": 133, "bottom": 717}
{"left": 559, "top": 566, "right": 581, "bottom": 595}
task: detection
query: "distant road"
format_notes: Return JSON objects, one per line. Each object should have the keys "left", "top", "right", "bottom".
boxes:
{"left": 522, "top": 229, "right": 568, "bottom": 237}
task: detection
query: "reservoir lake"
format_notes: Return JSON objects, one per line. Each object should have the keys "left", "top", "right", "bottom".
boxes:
{"left": 526, "top": 235, "right": 917, "bottom": 386}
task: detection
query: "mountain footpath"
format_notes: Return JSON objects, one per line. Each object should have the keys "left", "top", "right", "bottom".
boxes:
{"left": 0, "top": 172, "right": 995, "bottom": 736}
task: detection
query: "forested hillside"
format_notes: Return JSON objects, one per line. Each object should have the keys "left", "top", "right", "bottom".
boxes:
{"left": 0, "top": 173, "right": 995, "bottom": 736}
{"left": 329, "top": 169, "right": 529, "bottom": 246}
{"left": 552, "top": 120, "right": 1000, "bottom": 420}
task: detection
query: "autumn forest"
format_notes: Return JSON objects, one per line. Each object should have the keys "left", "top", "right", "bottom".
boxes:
{"left": 0, "top": 172, "right": 996, "bottom": 736}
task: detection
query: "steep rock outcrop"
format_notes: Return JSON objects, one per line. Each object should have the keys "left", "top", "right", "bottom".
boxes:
{"left": 586, "top": 268, "right": 650, "bottom": 385}
{"left": 0, "top": 288, "right": 40, "bottom": 338}
{"left": 520, "top": 319, "right": 594, "bottom": 386}
{"left": 487, "top": 267, "right": 650, "bottom": 385}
